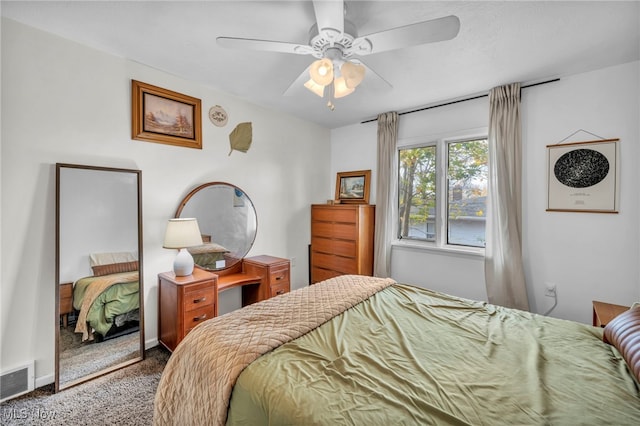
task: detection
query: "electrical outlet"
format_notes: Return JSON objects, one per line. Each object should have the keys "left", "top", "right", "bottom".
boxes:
{"left": 545, "top": 283, "right": 557, "bottom": 298}
{"left": 290, "top": 257, "right": 296, "bottom": 268}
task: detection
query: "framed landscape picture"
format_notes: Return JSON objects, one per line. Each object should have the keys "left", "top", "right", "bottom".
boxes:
{"left": 131, "top": 80, "right": 202, "bottom": 149}
{"left": 546, "top": 139, "right": 619, "bottom": 213}
{"left": 335, "top": 170, "right": 371, "bottom": 204}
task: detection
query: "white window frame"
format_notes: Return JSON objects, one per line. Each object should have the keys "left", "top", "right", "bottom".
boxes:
{"left": 394, "top": 128, "right": 488, "bottom": 258}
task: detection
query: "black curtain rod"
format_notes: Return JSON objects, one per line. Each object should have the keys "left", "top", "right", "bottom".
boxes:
{"left": 360, "top": 78, "right": 560, "bottom": 124}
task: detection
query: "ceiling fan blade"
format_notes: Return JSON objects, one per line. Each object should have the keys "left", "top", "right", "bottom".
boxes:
{"left": 352, "top": 15, "right": 460, "bottom": 56}
{"left": 283, "top": 65, "right": 312, "bottom": 96}
{"left": 217, "top": 37, "right": 314, "bottom": 55}
{"left": 356, "top": 60, "right": 393, "bottom": 90}
{"left": 313, "top": 0, "right": 344, "bottom": 37}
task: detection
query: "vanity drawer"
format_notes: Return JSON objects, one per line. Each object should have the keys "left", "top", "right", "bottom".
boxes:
{"left": 183, "top": 287, "right": 216, "bottom": 312}
{"left": 184, "top": 305, "right": 215, "bottom": 334}
{"left": 270, "top": 281, "right": 289, "bottom": 298}
{"left": 269, "top": 264, "right": 290, "bottom": 285}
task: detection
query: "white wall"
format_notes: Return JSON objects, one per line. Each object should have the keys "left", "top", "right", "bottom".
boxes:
{"left": 331, "top": 61, "right": 640, "bottom": 324}
{"left": 523, "top": 61, "right": 640, "bottom": 321}
{"left": 1, "top": 19, "right": 330, "bottom": 385}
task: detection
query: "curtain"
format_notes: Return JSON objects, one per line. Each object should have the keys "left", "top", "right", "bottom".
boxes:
{"left": 484, "top": 83, "right": 530, "bottom": 311}
{"left": 373, "top": 112, "right": 399, "bottom": 278}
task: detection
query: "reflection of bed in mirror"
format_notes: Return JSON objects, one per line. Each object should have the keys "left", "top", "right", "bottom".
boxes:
{"left": 56, "top": 163, "right": 144, "bottom": 392}
{"left": 72, "top": 252, "right": 141, "bottom": 342}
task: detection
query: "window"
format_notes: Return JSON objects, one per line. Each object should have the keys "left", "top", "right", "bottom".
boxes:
{"left": 398, "top": 137, "right": 488, "bottom": 249}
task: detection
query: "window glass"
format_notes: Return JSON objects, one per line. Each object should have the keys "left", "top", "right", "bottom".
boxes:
{"left": 398, "top": 145, "right": 436, "bottom": 241}
{"left": 398, "top": 137, "right": 488, "bottom": 249}
{"left": 447, "top": 139, "right": 488, "bottom": 247}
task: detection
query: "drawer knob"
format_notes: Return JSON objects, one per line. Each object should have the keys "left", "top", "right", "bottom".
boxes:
{"left": 193, "top": 314, "right": 207, "bottom": 322}
{"left": 193, "top": 297, "right": 206, "bottom": 303}
{"left": 276, "top": 290, "right": 285, "bottom": 295}
{"left": 275, "top": 275, "right": 284, "bottom": 281}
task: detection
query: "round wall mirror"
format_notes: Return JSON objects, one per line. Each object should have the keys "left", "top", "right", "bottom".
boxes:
{"left": 175, "top": 182, "right": 257, "bottom": 271}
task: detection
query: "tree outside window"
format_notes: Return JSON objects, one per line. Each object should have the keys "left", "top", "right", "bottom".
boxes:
{"left": 398, "top": 138, "right": 488, "bottom": 249}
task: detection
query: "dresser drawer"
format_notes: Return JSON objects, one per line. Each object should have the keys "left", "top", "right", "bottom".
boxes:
{"left": 312, "top": 222, "right": 357, "bottom": 240}
{"left": 312, "top": 252, "right": 357, "bottom": 274}
{"left": 311, "top": 267, "right": 342, "bottom": 283}
{"left": 312, "top": 207, "right": 357, "bottom": 223}
{"left": 269, "top": 264, "right": 290, "bottom": 285}
{"left": 312, "top": 237, "right": 356, "bottom": 257}
{"left": 183, "top": 287, "right": 216, "bottom": 312}
{"left": 184, "top": 305, "right": 215, "bottom": 334}
{"left": 270, "top": 281, "right": 290, "bottom": 298}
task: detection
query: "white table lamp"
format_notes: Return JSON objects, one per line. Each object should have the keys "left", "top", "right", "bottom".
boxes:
{"left": 163, "top": 218, "right": 203, "bottom": 276}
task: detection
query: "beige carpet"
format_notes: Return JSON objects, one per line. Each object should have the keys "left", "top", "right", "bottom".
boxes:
{"left": 1, "top": 346, "right": 169, "bottom": 425}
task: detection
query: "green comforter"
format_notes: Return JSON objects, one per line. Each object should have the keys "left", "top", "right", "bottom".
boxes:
{"left": 73, "top": 273, "right": 139, "bottom": 337}
{"left": 228, "top": 284, "right": 640, "bottom": 425}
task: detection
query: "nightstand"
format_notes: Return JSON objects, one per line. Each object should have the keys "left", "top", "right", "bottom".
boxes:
{"left": 592, "top": 300, "right": 629, "bottom": 327}
{"left": 158, "top": 268, "right": 218, "bottom": 352}
{"left": 59, "top": 282, "right": 73, "bottom": 327}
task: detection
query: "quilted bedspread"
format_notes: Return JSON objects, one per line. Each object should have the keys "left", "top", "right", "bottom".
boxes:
{"left": 153, "top": 274, "right": 395, "bottom": 426}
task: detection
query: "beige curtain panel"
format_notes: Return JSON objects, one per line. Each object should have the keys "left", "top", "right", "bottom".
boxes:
{"left": 374, "top": 111, "right": 399, "bottom": 278}
{"left": 484, "top": 83, "right": 530, "bottom": 311}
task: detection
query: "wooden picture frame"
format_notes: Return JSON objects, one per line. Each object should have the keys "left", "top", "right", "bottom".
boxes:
{"left": 546, "top": 139, "right": 619, "bottom": 213}
{"left": 335, "top": 170, "right": 371, "bottom": 204}
{"left": 131, "top": 80, "right": 202, "bottom": 149}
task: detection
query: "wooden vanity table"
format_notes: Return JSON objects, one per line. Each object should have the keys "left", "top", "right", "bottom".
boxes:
{"left": 158, "top": 255, "right": 290, "bottom": 351}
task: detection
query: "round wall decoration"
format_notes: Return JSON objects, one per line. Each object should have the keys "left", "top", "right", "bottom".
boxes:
{"left": 208, "top": 105, "right": 228, "bottom": 127}
{"left": 553, "top": 148, "right": 609, "bottom": 188}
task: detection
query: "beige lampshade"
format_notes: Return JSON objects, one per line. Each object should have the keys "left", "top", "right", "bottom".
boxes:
{"left": 333, "top": 76, "right": 355, "bottom": 98}
{"left": 341, "top": 62, "right": 365, "bottom": 88}
{"left": 309, "top": 58, "right": 334, "bottom": 86}
{"left": 304, "top": 79, "right": 325, "bottom": 97}
{"left": 163, "top": 218, "right": 203, "bottom": 249}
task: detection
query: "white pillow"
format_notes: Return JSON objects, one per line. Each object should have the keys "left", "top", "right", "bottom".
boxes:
{"left": 89, "top": 251, "right": 137, "bottom": 267}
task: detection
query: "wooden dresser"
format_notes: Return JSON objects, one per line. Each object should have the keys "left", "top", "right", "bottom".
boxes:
{"left": 310, "top": 204, "right": 375, "bottom": 283}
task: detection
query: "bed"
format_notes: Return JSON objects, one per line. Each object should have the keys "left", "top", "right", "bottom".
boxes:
{"left": 188, "top": 242, "right": 230, "bottom": 270}
{"left": 153, "top": 275, "right": 640, "bottom": 425}
{"left": 73, "top": 254, "right": 140, "bottom": 341}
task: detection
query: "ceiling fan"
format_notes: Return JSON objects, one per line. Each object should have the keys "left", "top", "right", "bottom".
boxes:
{"left": 217, "top": 0, "right": 460, "bottom": 110}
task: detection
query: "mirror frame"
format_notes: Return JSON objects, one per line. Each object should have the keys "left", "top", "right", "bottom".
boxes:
{"left": 55, "top": 163, "right": 144, "bottom": 392}
{"left": 175, "top": 181, "right": 257, "bottom": 273}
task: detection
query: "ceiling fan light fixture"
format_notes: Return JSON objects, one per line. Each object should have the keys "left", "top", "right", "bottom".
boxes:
{"left": 333, "top": 76, "right": 355, "bottom": 98}
{"left": 304, "top": 79, "right": 325, "bottom": 97}
{"left": 341, "top": 62, "right": 365, "bottom": 88}
{"left": 309, "top": 58, "right": 334, "bottom": 86}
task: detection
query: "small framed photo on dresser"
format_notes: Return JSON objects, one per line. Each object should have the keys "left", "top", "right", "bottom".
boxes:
{"left": 335, "top": 170, "right": 371, "bottom": 204}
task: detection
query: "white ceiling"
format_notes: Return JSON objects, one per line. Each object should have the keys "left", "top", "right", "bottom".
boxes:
{"left": 3, "top": 1, "right": 639, "bottom": 129}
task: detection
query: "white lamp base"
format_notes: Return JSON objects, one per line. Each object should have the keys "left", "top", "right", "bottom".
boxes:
{"left": 173, "top": 248, "right": 195, "bottom": 276}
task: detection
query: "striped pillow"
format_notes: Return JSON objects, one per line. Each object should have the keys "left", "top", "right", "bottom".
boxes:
{"left": 603, "top": 307, "right": 640, "bottom": 382}
{"left": 92, "top": 261, "right": 139, "bottom": 277}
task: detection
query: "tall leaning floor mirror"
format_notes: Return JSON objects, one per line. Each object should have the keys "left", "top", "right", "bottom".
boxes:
{"left": 55, "top": 163, "right": 144, "bottom": 392}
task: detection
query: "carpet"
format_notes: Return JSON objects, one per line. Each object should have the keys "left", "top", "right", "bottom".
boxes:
{"left": 59, "top": 326, "right": 141, "bottom": 385}
{"left": 1, "top": 346, "right": 170, "bottom": 425}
